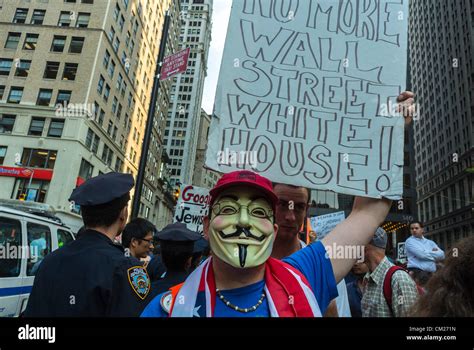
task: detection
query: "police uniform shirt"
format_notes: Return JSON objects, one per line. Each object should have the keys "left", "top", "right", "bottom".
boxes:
{"left": 24, "top": 229, "right": 151, "bottom": 317}
{"left": 149, "top": 270, "right": 188, "bottom": 299}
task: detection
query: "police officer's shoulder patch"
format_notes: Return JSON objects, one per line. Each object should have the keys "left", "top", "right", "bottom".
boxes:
{"left": 127, "top": 266, "right": 150, "bottom": 300}
{"left": 160, "top": 291, "right": 173, "bottom": 314}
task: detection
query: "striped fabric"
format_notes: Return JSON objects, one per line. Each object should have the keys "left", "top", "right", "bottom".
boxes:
{"left": 169, "top": 257, "right": 322, "bottom": 317}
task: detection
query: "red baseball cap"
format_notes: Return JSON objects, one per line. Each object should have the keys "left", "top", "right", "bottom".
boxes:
{"left": 209, "top": 170, "right": 278, "bottom": 209}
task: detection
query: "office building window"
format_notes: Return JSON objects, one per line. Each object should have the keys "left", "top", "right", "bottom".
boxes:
{"left": 51, "top": 36, "right": 66, "bottom": 52}
{"left": 107, "top": 121, "right": 113, "bottom": 136}
{"left": 79, "top": 159, "right": 94, "bottom": 180}
{"left": 0, "top": 146, "right": 6, "bottom": 165}
{"left": 119, "top": 15, "right": 125, "bottom": 32}
{"left": 104, "top": 84, "right": 110, "bottom": 102}
{"left": 43, "top": 61, "right": 60, "bottom": 79}
{"left": 0, "top": 59, "right": 13, "bottom": 76}
{"left": 85, "top": 128, "right": 93, "bottom": 148}
{"left": 48, "top": 119, "right": 65, "bottom": 137}
{"left": 115, "top": 158, "right": 122, "bottom": 172}
{"left": 108, "top": 26, "right": 116, "bottom": 42}
{"left": 0, "top": 85, "right": 4, "bottom": 100}
{"left": 36, "top": 89, "right": 53, "bottom": 106}
{"left": 0, "top": 115, "right": 16, "bottom": 134}
{"left": 31, "top": 9, "right": 46, "bottom": 25}
{"left": 62, "top": 63, "right": 78, "bottom": 81}
{"left": 14, "top": 60, "right": 31, "bottom": 77}
{"left": 116, "top": 73, "right": 123, "bottom": 91}
{"left": 113, "top": 4, "right": 120, "bottom": 21}
{"left": 112, "top": 97, "right": 118, "bottom": 114}
{"left": 108, "top": 60, "right": 116, "bottom": 78}
{"left": 23, "top": 34, "right": 39, "bottom": 50}
{"left": 98, "top": 109, "right": 105, "bottom": 126}
{"left": 103, "top": 50, "right": 111, "bottom": 68}
{"left": 85, "top": 128, "right": 100, "bottom": 153}
{"left": 76, "top": 13, "right": 90, "bottom": 28}
{"left": 58, "top": 11, "right": 72, "bottom": 26}
{"left": 69, "top": 37, "right": 84, "bottom": 53}
{"left": 13, "top": 8, "right": 28, "bottom": 23}
{"left": 101, "top": 145, "right": 113, "bottom": 166}
{"left": 56, "top": 90, "right": 72, "bottom": 105}
{"left": 97, "top": 75, "right": 105, "bottom": 94}
{"left": 5, "top": 32, "right": 21, "bottom": 49}
{"left": 21, "top": 148, "right": 57, "bottom": 169}
{"left": 28, "top": 117, "right": 46, "bottom": 136}
{"left": 7, "top": 87, "right": 23, "bottom": 104}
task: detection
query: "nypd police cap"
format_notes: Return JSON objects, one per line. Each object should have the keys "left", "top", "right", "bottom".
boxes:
{"left": 69, "top": 172, "right": 134, "bottom": 206}
{"left": 156, "top": 222, "right": 201, "bottom": 242}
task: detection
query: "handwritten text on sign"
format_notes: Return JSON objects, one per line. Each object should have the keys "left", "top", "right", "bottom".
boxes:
{"left": 310, "top": 211, "right": 346, "bottom": 241}
{"left": 206, "top": 0, "right": 409, "bottom": 199}
{"left": 174, "top": 185, "right": 210, "bottom": 235}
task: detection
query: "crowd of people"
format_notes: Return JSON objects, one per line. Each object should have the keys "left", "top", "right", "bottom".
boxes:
{"left": 22, "top": 91, "right": 473, "bottom": 317}
{"left": 23, "top": 168, "right": 473, "bottom": 318}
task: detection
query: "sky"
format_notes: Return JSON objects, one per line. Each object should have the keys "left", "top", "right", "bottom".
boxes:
{"left": 202, "top": 0, "right": 233, "bottom": 115}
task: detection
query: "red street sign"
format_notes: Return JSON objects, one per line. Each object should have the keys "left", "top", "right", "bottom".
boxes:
{"left": 160, "top": 47, "right": 190, "bottom": 81}
{"left": 0, "top": 166, "right": 53, "bottom": 181}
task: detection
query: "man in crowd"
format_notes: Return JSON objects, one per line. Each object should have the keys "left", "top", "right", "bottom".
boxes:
{"left": 271, "top": 183, "right": 350, "bottom": 317}
{"left": 346, "top": 262, "right": 369, "bottom": 317}
{"left": 149, "top": 223, "right": 201, "bottom": 298}
{"left": 122, "top": 218, "right": 156, "bottom": 260}
{"left": 405, "top": 221, "right": 444, "bottom": 282}
{"left": 25, "top": 172, "right": 151, "bottom": 317}
{"left": 361, "top": 228, "right": 419, "bottom": 317}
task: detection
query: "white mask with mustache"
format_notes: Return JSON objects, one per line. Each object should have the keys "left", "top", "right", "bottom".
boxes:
{"left": 208, "top": 188, "right": 276, "bottom": 268}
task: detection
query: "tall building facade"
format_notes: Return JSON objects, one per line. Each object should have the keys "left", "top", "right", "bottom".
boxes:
{"left": 164, "top": 0, "right": 212, "bottom": 186}
{"left": 409, "top": 0, "right": 474, "bottom": 248}
{"left": 0, "top": 0, "right": 180, "bottom": 230}
{"left": 192, "top": 109, "right": 220, "bottom": 188}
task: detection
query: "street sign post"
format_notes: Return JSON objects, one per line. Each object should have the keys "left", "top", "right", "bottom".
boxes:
{"left": 160, "top": 47, "right": 190, "bottom": 81}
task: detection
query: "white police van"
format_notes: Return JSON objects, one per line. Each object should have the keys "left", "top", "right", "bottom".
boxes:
{"left": 0, "top": 201, "right": 75, "bottom": 317}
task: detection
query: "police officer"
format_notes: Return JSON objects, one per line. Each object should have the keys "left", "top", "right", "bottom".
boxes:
{"left": 149, "top": 223, "right": 200, "bottom": 298}
{"left": 24, "top": 172, "right": 151, "bottom": 317}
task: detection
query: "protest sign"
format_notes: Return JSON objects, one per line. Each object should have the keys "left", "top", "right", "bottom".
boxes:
{"left": 206, "top": 0, "right": 409, "bottom": 199}
{"left": 309, "top": 211, "right": 346, "bottom": 240}
{"left": 397, "top": 242, "right": 407, "bottom": 261}
{"left": 174, "top": 185, "right": 210, "bottom": 235}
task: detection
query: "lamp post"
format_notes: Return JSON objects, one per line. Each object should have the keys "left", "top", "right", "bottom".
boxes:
{"left": 131, "top": 11, "right": 171, "bottom": 218}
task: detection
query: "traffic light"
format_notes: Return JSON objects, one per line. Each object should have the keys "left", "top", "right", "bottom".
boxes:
{"left": 174, "top": 188, "right": 180, "bottom": 201}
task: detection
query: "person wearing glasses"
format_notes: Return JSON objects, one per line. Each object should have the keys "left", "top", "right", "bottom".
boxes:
{"left": 122, "top": 218, "right": 156, "bottom": 261}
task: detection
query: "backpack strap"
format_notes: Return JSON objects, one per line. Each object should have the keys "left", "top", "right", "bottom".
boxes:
{"left": 383, "top": 266, "right": 406, "bottom": 315}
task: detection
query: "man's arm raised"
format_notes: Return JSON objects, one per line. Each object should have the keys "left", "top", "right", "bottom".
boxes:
{"left": 322, "top": 197, "right": 391, "bottom": 283}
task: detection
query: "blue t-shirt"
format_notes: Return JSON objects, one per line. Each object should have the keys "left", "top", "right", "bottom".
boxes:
{"left": 141, "top": 241, "right": 338, "bottom": 317}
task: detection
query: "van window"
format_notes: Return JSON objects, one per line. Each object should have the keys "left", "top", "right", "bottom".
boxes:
{"left": 0, "top": 217, "right": 22, "bottom": 278}
{"left": 27, "top": 222, "right": 51, "bottom": 276}
{"left": 57, "top": 229, "right": 74, "bottom": 248}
